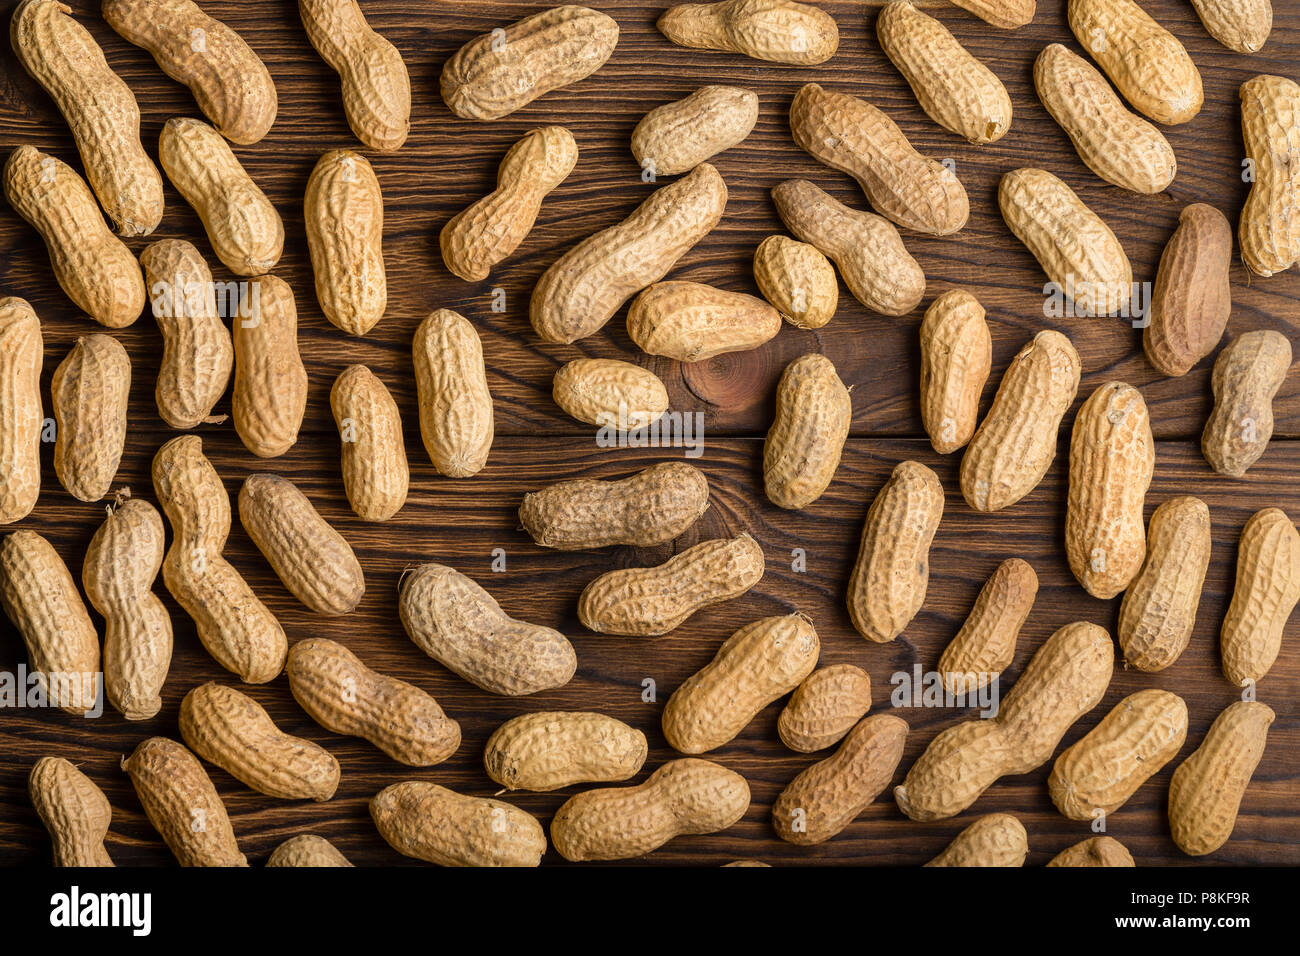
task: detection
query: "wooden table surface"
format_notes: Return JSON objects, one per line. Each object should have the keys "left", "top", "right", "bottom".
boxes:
{"left": 0, "top": 0, "right": 1296, "bottom": 867}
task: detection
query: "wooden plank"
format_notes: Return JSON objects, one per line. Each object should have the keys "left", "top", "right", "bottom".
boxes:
{"left": 0, "top": 435, "right": 1295, "bottom": 866}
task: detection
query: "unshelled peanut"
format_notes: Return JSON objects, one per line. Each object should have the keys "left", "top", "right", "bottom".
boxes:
{"left": 0, "top": 298, "right": 43, "bottom": 524}
{"left": 627, "top": 281, "right": 781, "bottom": 362}
{"left": 1168, "top": 701, "right": 1274, "bottom": 856}
{"left": 412, "top": 310, "right": 494, "bottom": 477}
{"left": 103, "top": 0, "right": 278, "bottom": 144}
{"left": 441, "top": 128, "right": 578, "bottom": 282}
{"left": 772, "top": 179, "right": 924, "bottom": 316}
{"left": 267, "top": 835, "right": 352, "bottom": 867}
{"left": 180, "top": 682, "right": 340, "bottom": 801}
{"left": 752, "top": 235, "right": 837, "bottom": 329}
{"left": 773, "top": 714, "right": 908, "bottom": 845}
{"left": 947, "top": 0, "right": 1035, "bottom": 29}
{"left": 924, "top": 814, "right": 1028, "bottom": 867}
{"left": 846, "top": 461, "right": 943, "bottom": 643}
{"left": 663, "top": 614, "right": 819, "bottom": 754}
{"left": 551, "top": 359, "right": 670, "bottom": 430}
{"left": 1118, "top": 496, "right": 1211, "bottom": 672}
{"left": 919, "top": 289, "right": 992, "bottom": 454}
{"left": 531, "top": 163, "right": 727, "bottom": 344}
{"left": 330, "top": 365, "right": 409, "bottom": 521}
{"left": 552, "top": 758, "right": 749, "bottom": 861}
{"left": 51, "top": 335, "right": 130, "bottom": 503}
{"left": 961, "top": 330, "right": 1081, "bottom": 512}
{"left": 122, "top": 737, "right": 246, "bottom": 866}
{"left": 632, "top": 86, "right": 758, "bottom": 177}
{"left": 1201, "top": 330, "right": 1291, "bottom": 477}
{"left": 299, "top": 0, "right": 410, "bottom": 150}
{"left": 657, "top": 0, "right": 838, "bottom": 65}
{"left": 441, "top": 6, "right": 618, "bottom": 121}
{"left": 1144, "top": 204, "right": 1232, "bottom": 375}
{"left": 578, "top": 533, "right": 764, "bottom": 636}
{"left": 1220, "top": 508, "right": 1300, "bottom": 686}
{"left": 484, "top": 712, "right": 648, "bottom": 791}
{"left": 1191, "top": 0, "right": 1272, "bottom": 53}
{"left": 790, "top": 84, "right": 968, "bottom": 236}
{"left": 1048, "top": 689, "right": 1188, "bottom": 820}
{"left": 399, "top": 564, "right": 576, "bottom": 696}
{"left": 287, "top": 638, "right": 461, "bottom": 766}
{"left": 763, "top": 354, "right": 851, "bottom": 510}
{"left": 372, "top": 781, "right": 545, "bottom": 867}
{"left": 29, "top": 757, "right": 114, "bottom": 867}
{"left": 520, "top": 461, "right": 709, "bottom": 550}
{"left": 937, "top": 558, "right": 1037, "bottom": 696}
{"left": 305, "top": 150, "right": 387, "bottom": 335}
{"left": 83, "top": 497, "right": 172, "bottom": 721}
{"left": 232, "top": 275, "right": 307, "bottom": 459}
{"left": 152, "top": 435, "right": 287, "bottom": 683}
{"left": 1047, "top": 836, "right": 1135, "bottom": 867}
{"left": 778, "top": 665, "right": 872, "bottom": 753}
{"left": 1239, "top": 75, "right": 1300, "bottom": 277}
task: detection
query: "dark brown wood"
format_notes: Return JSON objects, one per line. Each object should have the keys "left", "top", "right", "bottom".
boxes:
{"left": 0, "top": 0, "right": 1296, "bottom": 867}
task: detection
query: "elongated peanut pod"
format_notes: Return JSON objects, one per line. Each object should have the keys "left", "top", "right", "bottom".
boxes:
{"left": 29, "top": 757, "right": 114, "bottom": 866}
{"left": 1220, "top": 508, "right": 1300, "bottom": 686}
{"left": 0, "top": 298, "right": 43, "bottom": 524}
{"left": 372, "top": 781, "right": 545, "bottom": 867}
{"left": 51, "top": 335, "right": 130, "bottom": 502}
{"left": 925, "top": 813, "right": 1028, "bottom": 867}
{"left": 1201, "top": 330, "right": 1291, "bottom": 477}
{"left": 948, "top": 0, "right": 1035, "bottom": 29}
{"left": 484, "top": 712, "right": 648, "bottom": 792}
{"left": 657, "top": 0, "right": 838, "bottom": 66}
{"left": 937, "top": 558, "right": 1037, "bottom": 696}
{"left": 152, "top": 435, "right": 287, "bottom": 683}
{"left": 83, "top": 497, "right": 172, "bottom": 720}
{"left": 1190, "top": 0, "right": 1272, "bottom": 53}
{"left": 551, "top": 358, "right": 670, "bottom": 430}
{"left": 1238, "top": 75, "right": 1300, "bottom": 277}
{"left": 919, "top": 289, "right": 991, "bottom": 454}
{"left": 1144, "top": 204, "right": 1232, "bottom": 375}
{"left": 778, "top": 664, "right": 872, "bottom": 753}
{"left": 232, "top": 276, "right": 307, "bottom": 459}
{"left": 305, "top": 150, "right": 387, "bottom": 335}
{"left": 632, "top": 86, "right": 758, "bottom": 176}
{"left": 330, "top": 365, "right": 408, "bottom": 521}
{"left": 627, "top": 281, "right": 781, "bottom": 362}
{"left": 763, "top": 354, "right": 851, "bottom": 509}
{"left": 412, "top": 310, "right": 494, "bottom": 477}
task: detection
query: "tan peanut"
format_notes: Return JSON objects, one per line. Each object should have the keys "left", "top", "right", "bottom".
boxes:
{"left": 895, "top": 622, "right": 1114, "bottom": 821}
{"left": 412, "top": 309, "right": 494, "bottom": 477}
{"left": 1191, "top": 0, "right": 1272, "bottom": 53}
{"left": 657, "top": 0, "right": 838, "bottom": 65}
{"left": 1048, "top": 689, "right": 1188, "bottom": 821}
{"left": 578, "top": 533, "right": 764, "bottom": 636}
{"left": 330, "top": 365, "right": 409, "bottom": 521}
{"left": 83, "top": 496, "right": 172, "bottom": 721}
{"left": 11, "top": 0, "right": 163, "bottom": 234}
{"left": 1068, "top": 0, "right": 1203, "bottom": 125}
{"left": 877, "top": 2, "right": 1012, "bottom": 145}
{"left": 999, "top": 168, "right": 1132, "bottom": 315}
{"left": 441, "top": 6, "right": 618, "bottom": 121}
{"left": 441, "top": 128, "right": 578, "bottom": 282}
{"left": 299, "top": 0, "right": 410, "bottom": 150}
{"left": 180, "top": 682, "right": 340, "bottom": 801}
{"left": 919, "top": 289, "right": 992, "bottom": 454}
{"left": 1220, "top": 508, "right": 1300, "bottom": 686}
{"left": 372, "top": 781, "right": 545, "bottom": 867}
{"left": 305, "top": 150, "right": 386, "bottom": 335}
{"left": 772, "top": 714, "right": 908, "bottom": 845}
{"left": 0, "top": 298, "right": 43, "bottom": 524}
{"left": 846, "top": 461, "right": 943, "bottom": 643}
{"left": 778, "top": 664, "right": 872, "bottom": 753}
{"left": 267, "top": 835, "right": 352, "bottom": 867}
{"left": 1202, "top": 330, "right": 1291, "bottom": 477}
{"left": 102, "top": 0, "right": 278, "bottom": 145}
{"left": 723, "top": 860, "right": 770, "bottom": 867}
{"left": 790, "top": 83, "right": 968, "bottom": 236}
{"left": 1118, "top": 496, "right": 1211, "bottom": 672}
{"left": 632, "top": 86, "right": 758, "bottom": 176}
{"left": 139, "top": 240, "right": 234, "bottom": 429}
{"left": 961, "top": 330, "right": 1081, "bottom": 512}
{"left": 3, "top": 146, "right": 145, "bottom": 328}
{"left": 399, "top": 563, "right": 576, "bottom": 696}
{"left": 287, "top": 638, "right": 460, "bottom": 766}
{"left": 530, "top": 163, "right": 727, "bottom": 344}
{"left": 752, "top": 235, "right": 837, "bottom": 329}
{"left": 663, "top": 614, "right": 820, "bottom": 754}
{"left": 551, "top": 359, "right": 670, "bottom": 429}
{"left": 232, "top": 275, "right": 307, "bottom": 459}
{"left": 627, "top": 281, "right": 781, "bottom": 362}
{"left": 1239, "top": 75, "right": 1300, "bottom": 277}
{"left": 1168, "top": 701, "right": 1274, "bottom": 856}
{"left": 1066, "top": 382, "right": 1155, "bottom": 599}
{"left": 484, "top": 712, "right": 648, "bottom": 791}
{"left": 1144, "top": 204, "right": 1232, "bottom": 375}
{"left": 121, "top": 737, "right": 246, "bottom": 866}
{"left": 771, "top": 179, "right": 924, "bottom": 316}
{"left": 937, "top": 558, "right": 1038, "bottom": 697}
{"left": 552, "top": 758, "right": 749, "bottom": 861}
{"left": 924, "top": 814, "right": 1028, "bottom": 867}
{"left": 0, "top": 531, "right": 100, "bottom": 715}
{"left": 946, "top": 0, "right": 1035, "bottom": 29}
{"left": 238, "top": 474, "right": 364, "bottom": 615}
{"left": 1034, "top": 43, "right": 1177, "bottom": 194}
{"left": 520, "top": 461, "right": 709, "bottom": 550}
{"left": 152, "top": 435, "right": 287, "bottom": 683}
{"left": 1047, "top": 836, "right": 1135, "bottom": 867}
{"left": 159, "top": 117, "right": 284, "bottom": 276}
{"left": 763, "top": 354, "right": 851, "bottom": 509}
{"left": 29, "top": 757, "right": 113, "bottom": 867}
{"left": 51, "top": 335, "right": 130, "bottom": 502}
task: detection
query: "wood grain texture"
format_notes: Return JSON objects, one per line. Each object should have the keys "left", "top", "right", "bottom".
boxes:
{"left": 0, "top": 0, "right": 1296, "bottom": 866}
